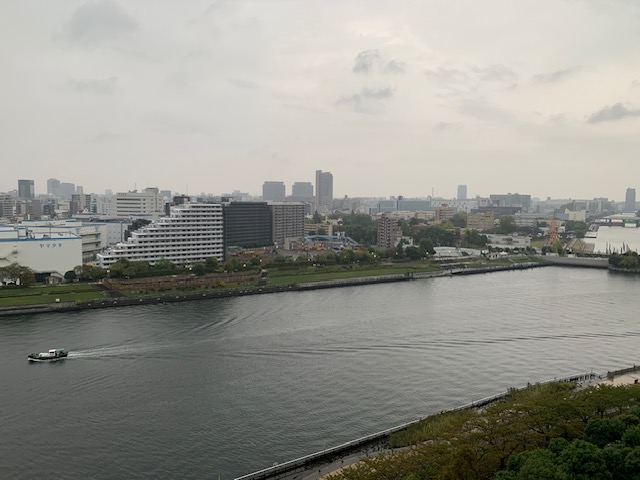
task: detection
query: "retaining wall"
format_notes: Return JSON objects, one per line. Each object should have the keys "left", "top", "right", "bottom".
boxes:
{"left": 234, "top": 371, "right": 599, "bottom": 480}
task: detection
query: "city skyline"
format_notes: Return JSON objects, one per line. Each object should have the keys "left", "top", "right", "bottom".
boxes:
{"left": 2, "top": 1, "right": 640, "bottom": 199}
{"left": 3, "top": 175, "right": 639, "bottom": 204}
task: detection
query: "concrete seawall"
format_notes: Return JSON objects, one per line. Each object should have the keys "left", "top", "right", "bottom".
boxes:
{"left": 233, "top": 371, "right": 602, "bottom": 480}
{"left": 0, "top": 262, "right": 545, "bottom": 317}
{"left": 539, "top": 256, "right": 609, "bottom": 268}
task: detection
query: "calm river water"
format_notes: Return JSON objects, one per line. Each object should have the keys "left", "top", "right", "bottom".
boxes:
{"left": 1, "top": 267, "right": 639, "bottom": 479}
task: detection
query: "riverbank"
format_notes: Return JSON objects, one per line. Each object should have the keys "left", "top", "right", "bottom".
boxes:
{"left": 238, "top": 365, "right": 640, "bottom": 480}
{"left": 0, "top": 261, "right": 546, "bottom": 317}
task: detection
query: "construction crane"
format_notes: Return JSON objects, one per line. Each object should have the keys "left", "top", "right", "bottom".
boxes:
{"left": 548, "top": 218, "right": 559, "bottom": 244}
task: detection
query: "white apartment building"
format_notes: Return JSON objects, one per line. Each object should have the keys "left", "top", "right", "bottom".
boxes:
{"left": 110, "top": 188, "right": 164, "bottom": 218}
{"left": 96, "top": 203, "right": 224, "bottom": 267}
{"left": 0, "top": 225, "right": 82, "bottom": 277}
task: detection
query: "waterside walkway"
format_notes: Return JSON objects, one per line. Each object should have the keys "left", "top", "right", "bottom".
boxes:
{"left": 234, "top": 367, "right": 637, "bottom": 480}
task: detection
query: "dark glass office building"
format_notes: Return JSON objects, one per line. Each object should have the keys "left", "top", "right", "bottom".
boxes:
{"left": 222, "top": 202, "right": 272, "bottom": 254}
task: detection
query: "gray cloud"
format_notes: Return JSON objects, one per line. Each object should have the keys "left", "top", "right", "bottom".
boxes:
{"left": 433, "top": 121, "right": 462, "bottom": 132}
{"left": 424, "top": 67, "right": 468, "bottom": 84}
{"left": 384, "top": 60, "right": 405, "bottom": 74}
{"left": 62, "top": 0, "right": 137, "bottom": 47}
{"left": 353, "top": 50, "right": 381, "bottom": 74}
{"left": 93, "top": 132, "right": 127, "bottom": 142}
{"left": 229, "top": 78, "right": 258, "bottom": 90}
{"left": 473, "top": 64, "right": 516, "bottom": 83}
{"left": 533, "top": 66, "right": 580, "bottom": 83}
{"left": 548, "top": 113, "right": 568, "bottom": 124}
{"left": 362, "top": 87, "right": 393, "bottom": 99}
{"left": 68, "top": 76, "right": 118, "bottom": 95}
{"left": 457, "top": 100, "right": 516, "bottom": 124}
{"left": 336, "top": 87, "right": 394, "bottom": 112}
{"left": 586, "top": 102, "right": 640, "bottom": 123}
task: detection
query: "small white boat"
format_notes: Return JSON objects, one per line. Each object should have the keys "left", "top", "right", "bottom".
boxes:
{"left": 28, "top": 348, "right": 68, "bottom": 362}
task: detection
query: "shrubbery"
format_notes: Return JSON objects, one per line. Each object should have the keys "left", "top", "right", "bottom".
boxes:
{"left": 331, "top": 382, "right": 640, "bottom": 480}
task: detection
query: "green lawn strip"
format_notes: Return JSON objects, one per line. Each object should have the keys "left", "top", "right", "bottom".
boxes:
{"left": 0, "top": 284, "right": 99, "bottom": 298}
{"left": 268, "top": 266, "right": 440, "bottom": 286}
{"left": 0, "top": 291, "right": 106, "bottom": 306}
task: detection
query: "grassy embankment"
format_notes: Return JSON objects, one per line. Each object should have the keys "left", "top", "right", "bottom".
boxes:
{"left": 0, "top": 256, "right": 543, "bottom": 308}
{"left": 0, "top": 284, "right": 106, "bottom": 307}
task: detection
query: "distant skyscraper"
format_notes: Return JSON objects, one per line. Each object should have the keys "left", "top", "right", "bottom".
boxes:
{"left": 292, "top": 182, "right": 313, "bottom": 199}
{"left": 262, "top": 181, "right": 286, "bottom": 202}
{"left": 625, "top": 188, "right": 636, "bottom": 212}
{"left": 457, "top": 185, "right": 467, "bottom": 200}
{"left": 315, "top": 170, "right": 333, "bottom": 212}
{"left": 18, "top": 179, "right": 35, "bottom": 199}
{"left": 59, "top": 182, "right": 76, "bottom": 200}
{"left": 47, "top": 178, "right": 61, "bottom": 198}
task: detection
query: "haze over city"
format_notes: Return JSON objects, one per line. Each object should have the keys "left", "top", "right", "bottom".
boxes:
{"left": 2, "top": 0, "right": 640, "bottom": 199}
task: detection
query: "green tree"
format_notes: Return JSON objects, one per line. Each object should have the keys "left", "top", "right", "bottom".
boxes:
{"left": 205, "top": 257, "right": 220, "bottom": 271}
{"left": 585, "top": 418, "right": 628, "bottom": 448}
{"left": 335, "top": 212, "right": 377, "bottom": 245}
{"left": 558, "top": 440, "right": 611, "bottom": 480}
{"left": 565, "top": 221, "right": 588, "bottom": 238}
{"left": 18, "top": 265, "right": 36, "bottom": 287}
{"left": 451, "top": 212, "right": 467, "bottom": 228}
{"left": 192, "top": 263, "right": 206, "bottom": 276}
{"left": 418, "top": 238, "right": 435, "bottom": 256}
{"left": 405, "top": 246, "right": 422, "bottom": 260}
{"left": 553, "top": 240, "right": 564, "bottom": 255}
{"left": 64, "top": 270, "right": 77, "bottom": 282}
{"left": 0, "top": 263, "right": 35, "bottom": 286}
{"left": 496, "top": 216, "right": 517, "bottom": 234}
{"left": 464, "top": 229, "right": 489, "bottom": 248}
{"left": 414, "top": 225, "right": 455, "bottom": 247}
{"left": 153, "top": 258, "right": 176, "bottom": 271}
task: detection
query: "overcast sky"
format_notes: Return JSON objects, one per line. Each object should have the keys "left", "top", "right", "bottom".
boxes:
{"left": 1, "top": 0, "right": 639, "bottom": 200}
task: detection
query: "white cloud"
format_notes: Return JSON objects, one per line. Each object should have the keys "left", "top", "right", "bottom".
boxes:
{"left": 68, "top": 77, "right": 118, "bottom": 95}
{"left": 1, "top": 0, "right": 639, "bottom": 199}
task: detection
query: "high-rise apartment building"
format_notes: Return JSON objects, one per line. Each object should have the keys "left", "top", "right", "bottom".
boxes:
{"left": 268, "top": 202, "right": 305, "bottom": 247}
{"left": 625, "top": 188, "right": 636, "bottom": 212}
{"left": 377, "top": 214, "right": 401, "bottom": 249}
{"left": 18, "top": 179, "right": 35, "bottom": 199}
{"left": 457, "top": 185, "right": 467, "bottom": 200}
{"left": 315, "top": 170, "right": 333, "bottom": 212}
{"left": 96, "top": 203, "right": 224, "bottom": 267}
{"left": 262, "top": 181, "right": 286, "bottom": 202}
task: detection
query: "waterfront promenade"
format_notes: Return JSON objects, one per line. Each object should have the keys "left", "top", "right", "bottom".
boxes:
{"left": 237, "top": 366, "right": 640, "bottom": 480}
